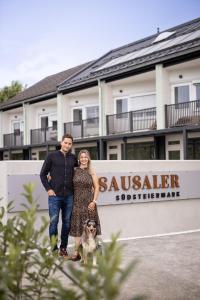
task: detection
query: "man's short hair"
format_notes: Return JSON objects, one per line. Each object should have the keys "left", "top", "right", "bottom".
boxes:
{"left": 62, "top": 133, "right": 73, "bottom": 142}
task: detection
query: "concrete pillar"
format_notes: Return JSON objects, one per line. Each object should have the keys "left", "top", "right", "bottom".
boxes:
{"left": 154, "top": 135, "right": 166, "bottom": 159}
{"left": 98, "top": 80, "right": 112, "bottom": 136}
{"left": 155, "top": 64, "right": 170, "bottom": 130}
{"left": 98, "top": 139, "right": 105, "bottom": 160}
{"left": 57, "top": 93, "right": 65, "bottom": 141}
{"left": 23, "top": 103, "right": 30, "bottom": 145}
{"left": 98, "top": 80, "right": 105, "bottom": 137}
{"left": 183, "top": 128, "right": 188, "bottom": 160}
{"left": 0, "top": 111, "right": 3, "bottom": 148}
{"left": 122, "top": 137, "right": 127, "bottom": 160}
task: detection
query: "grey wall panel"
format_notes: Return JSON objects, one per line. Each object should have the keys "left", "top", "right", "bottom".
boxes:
{"left": 7, "top": 174, "right": 48, "bottom": 212}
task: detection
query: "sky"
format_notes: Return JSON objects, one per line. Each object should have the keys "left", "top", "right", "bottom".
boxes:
{"left": 0, "top": 0, "right": 200, "bottom": 89}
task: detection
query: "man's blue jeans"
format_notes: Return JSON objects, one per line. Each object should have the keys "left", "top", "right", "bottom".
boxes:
{"left": 48, "top": 195, "right": 73, "bottom": 249}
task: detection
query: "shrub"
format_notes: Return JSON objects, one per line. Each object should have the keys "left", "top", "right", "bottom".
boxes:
{"left": 0, "top": 183, "right": 145, "bottom": 300}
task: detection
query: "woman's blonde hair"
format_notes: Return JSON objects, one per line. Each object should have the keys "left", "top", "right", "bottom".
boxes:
{"left": 78, "top": 149, "right": 93, "bottom": 174}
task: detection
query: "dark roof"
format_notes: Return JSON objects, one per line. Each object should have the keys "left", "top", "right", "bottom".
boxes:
{"left": 58, "top": 18, "right": 200, "bottom": 92}
{"left": 0, "top": 61, "right": 91, "bottom": 110}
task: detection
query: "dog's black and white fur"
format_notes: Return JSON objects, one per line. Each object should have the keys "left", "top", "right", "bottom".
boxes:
{"left": 80, "top": 219, "right": 99, "bottom": 265}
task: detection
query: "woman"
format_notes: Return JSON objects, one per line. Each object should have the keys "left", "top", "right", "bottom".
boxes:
{"left": 70, "top": 149, "right": 101, "bottom": 261}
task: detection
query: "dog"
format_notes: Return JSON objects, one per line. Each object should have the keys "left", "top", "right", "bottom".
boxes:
{"left": 80, "top": 219, "right": 99, "bottom": 265}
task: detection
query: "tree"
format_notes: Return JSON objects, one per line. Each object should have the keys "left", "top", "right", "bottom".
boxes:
{"left": 0, "top": 81, "right": 24, "bottom": 103}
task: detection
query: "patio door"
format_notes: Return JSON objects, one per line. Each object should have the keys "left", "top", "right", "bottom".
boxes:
{"left": 11, "top": 120, "right": 23, "bottom": 146}
{"left": 41, "top": 116, "right": 48, "bottom": 129}
{"left": 73, "top": 108, "right": 82, "bottom": 125}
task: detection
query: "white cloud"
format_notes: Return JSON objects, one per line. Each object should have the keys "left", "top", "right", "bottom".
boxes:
{"left": 0, "top": 40, "right": 78, "bottom": 88}
{"left": 0, "top": 37, "right": 100, "bottom": 89}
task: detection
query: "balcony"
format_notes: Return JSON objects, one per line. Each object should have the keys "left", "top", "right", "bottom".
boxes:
{"left": 31, "top": 127, "right": 58, "bottom": 144}
{"left": 64, "top": 117, "right": 99, "bottom": 139}
{"left": 106, "top": 107, "right": 156, "bottom": 135}
{"left": 166, "top": 99, "right": 200, "bottom": 128}
{"left": 4, "top": 131, "right": 24, "bottom": 147}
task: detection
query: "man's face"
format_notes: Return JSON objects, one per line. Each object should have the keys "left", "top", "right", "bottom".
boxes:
{"left": 60, "top": 138, "right": 73, "bottom": 153}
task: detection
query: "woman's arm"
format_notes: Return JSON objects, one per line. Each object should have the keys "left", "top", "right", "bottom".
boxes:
{"left": 88, "top": 169, "right": 99, "bottom": 211}
{"left": 91, "top": 171, "right": 99, "bottom": 203}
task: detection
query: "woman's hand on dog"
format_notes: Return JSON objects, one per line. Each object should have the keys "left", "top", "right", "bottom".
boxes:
{"left": 88, "top": 201, "right": 96, "bottom": 211}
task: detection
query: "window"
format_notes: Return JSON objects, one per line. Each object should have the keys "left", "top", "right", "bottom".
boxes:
{"left": 125, "top": 142, "right": 155, "bottom": 160}
{"left": 41, "top": 116, "right": 48, "bottom": 129}
{"left": 109, "top": 153, "right": 118, "bottom": 160}
{"left": 152, "top": 31, "right": 176, "bottom": 44}
{"left": 75, "top": 147, "right": 98, "bottom": 160}
{"left": 129, "top": 94, "right": 156, "bottom": 111}
{"left": 116, "top": 98, "right": 128, "bottom": 119}
{"left": 86, "top": 106, "right": 99, "bottom": 124}
{"left": 73, "top": 109, "right": 82, "bottom": 125}
{"left": 10, "top": 152, "right": 23, "bottom": 160}
{"left": 175, "top": 85, "right": 189, "bottom": 107}
{"left": 196, "top": 84, "right": 200, "bottom": 100}
{"left": 49, "top": 121, "right": 57, "bottom": 141}
{"left": 116, "top": 98, "right": 128, "bottom": 114}
{"left": 195, "top": 84, "right": 200, "bottom": 108}
{"left": 168, "top": 150, "right": 180, "bottom": 160}
{"left": 39, "top": 151, "right": 47, "bottom": 160}
{"left": 188, "top": 138, "right": 200, "bottom": 159}
{"left": 86, "top": 106, "right": 99, "bottom": 119}
{"left": 13, "top": 122, "right": 20, "bottom": 135}
{"left": 168, "top": 140, "right": 180, "bottom": 145}
{"left": 52, "top": 121, "right": 57, "bottom": 130}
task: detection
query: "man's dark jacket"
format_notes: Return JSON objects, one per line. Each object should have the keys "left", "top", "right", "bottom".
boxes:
{"left": 40, "top": 150, "right": 78, "bottom": 196}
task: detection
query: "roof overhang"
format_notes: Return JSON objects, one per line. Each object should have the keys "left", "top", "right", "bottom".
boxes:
{"left": 59, "top": 81, "right": 98, "bottom": 95}
{"left": 0, "top": 91, "right": 57, "bottom": 111}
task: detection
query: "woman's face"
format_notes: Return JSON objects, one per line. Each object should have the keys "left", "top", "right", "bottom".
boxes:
{"left": 79, "top": 152, "right": 89, "bottom": 167}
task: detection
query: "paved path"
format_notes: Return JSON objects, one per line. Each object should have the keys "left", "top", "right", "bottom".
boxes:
{"left": 57, "top": 231, "right": 200, "bottom": 299}
{"left": 118, "top": 231, "right": 200, "bottom": 300}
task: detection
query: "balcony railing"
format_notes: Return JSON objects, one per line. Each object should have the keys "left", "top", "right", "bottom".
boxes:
{"left": 166, "top": 99, "right": 200, "bottom": 128}
{"left": 4, "top": 131, "right": 24, "bottom": 147}
{"left": 107, "top": 107, "right": 156, "bottom": 135}
{"left": 64, "top": 117, "right": 99, "bottom": 139}
{"left": 31, "top": 127, "right": 57, "bottom": 144}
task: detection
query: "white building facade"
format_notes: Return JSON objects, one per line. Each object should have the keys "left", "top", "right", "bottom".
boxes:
{"left": 0, "top": 18, "right": 200, "bottom": 161}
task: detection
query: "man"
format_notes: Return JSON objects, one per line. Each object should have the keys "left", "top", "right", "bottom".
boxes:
{"left": 40, "top": 133, "right": 78, "bottom": 258}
